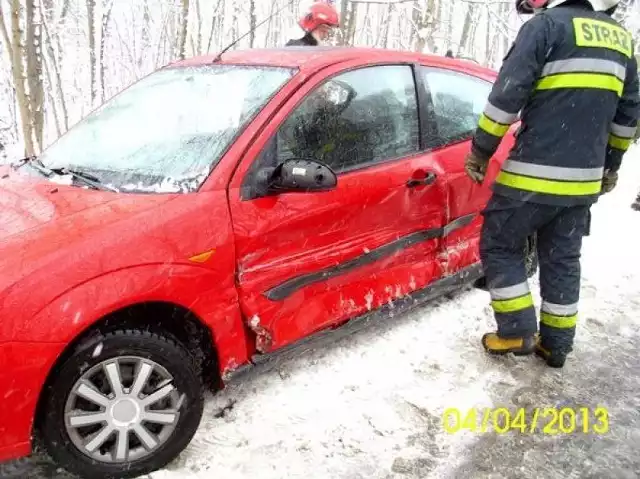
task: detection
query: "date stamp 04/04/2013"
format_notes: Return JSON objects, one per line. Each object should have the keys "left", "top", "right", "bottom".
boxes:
{"left": 442, "top": 407, "right": 610, "bottom": 435}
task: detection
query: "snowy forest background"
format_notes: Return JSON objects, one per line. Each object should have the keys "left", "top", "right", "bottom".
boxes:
{"left": 0, "top": 0, "right": 638, "bottom": 160}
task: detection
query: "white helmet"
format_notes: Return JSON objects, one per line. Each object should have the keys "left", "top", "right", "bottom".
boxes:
{"left": 518, "top": 0, "right": 620, "bottom": 13}
{"left": 547, "top": 0, "right": 621, "bottom": 10}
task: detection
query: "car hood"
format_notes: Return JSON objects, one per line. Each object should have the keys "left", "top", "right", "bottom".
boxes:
{"left": 0, "top": 170, "right": 172, "bottom": 291}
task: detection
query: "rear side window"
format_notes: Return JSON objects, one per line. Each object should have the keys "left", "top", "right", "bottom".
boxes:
{"left": 272, "top": 64, "right": 420, "bottom": 173}
{"left": 420, "top": 67, "right": 492, "bottom": 148}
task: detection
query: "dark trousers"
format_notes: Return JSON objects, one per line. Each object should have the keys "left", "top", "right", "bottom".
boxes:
{"left": 480, "top": 193, "right": 591, "bottom": 354}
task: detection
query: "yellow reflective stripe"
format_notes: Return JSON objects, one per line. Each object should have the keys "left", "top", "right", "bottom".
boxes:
{"left": 478, "top": 113, "right": 510, "bottom": 137}
{"left": 491, "top": 293, "right": 534, "bottom": 314}
{"left": 608, "top": 134, "right": 632, "bottom": 151}
{"left": 496, "top": 171, "right": 602, "bottom": 196}
{"left": 541, "top": 312, "right": 578, "bottom": 329}
{"left": 535, "top": 73, "right": 624, "bottom": 96}
{"left": 573, "top": 18, "right": 633, "bottom": 58}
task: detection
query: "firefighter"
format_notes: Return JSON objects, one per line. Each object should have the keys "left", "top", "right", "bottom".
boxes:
{"left": 464, "top": 0, "right": 640, "bottom": 368}
{"left": 286, "top": 2, "right": 340, "bottom": 46}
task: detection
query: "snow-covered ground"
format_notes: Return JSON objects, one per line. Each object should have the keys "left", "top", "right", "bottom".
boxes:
{"left": 2, "top": 146, "right": 640, "bottom": 479}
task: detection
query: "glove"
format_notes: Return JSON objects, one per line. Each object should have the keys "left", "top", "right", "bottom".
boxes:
{"left": 601, "top": 169, "right": 618, "bottom": 194}
{"left": 464, "top": 150, "right": 489, "bottom": 184}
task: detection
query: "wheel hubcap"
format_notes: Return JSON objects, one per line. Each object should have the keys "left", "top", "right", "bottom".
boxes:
{"left": 64, "top": 356, "right": 185, "bottom": 463}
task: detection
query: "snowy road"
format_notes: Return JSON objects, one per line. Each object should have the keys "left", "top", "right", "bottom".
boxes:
{"left": 2, "top": 149, "right": 640, "bottom": 479}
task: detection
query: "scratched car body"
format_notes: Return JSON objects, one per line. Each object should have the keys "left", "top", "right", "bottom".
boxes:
{"left": 0, "top": 47, "right": 529, "bottom": 478}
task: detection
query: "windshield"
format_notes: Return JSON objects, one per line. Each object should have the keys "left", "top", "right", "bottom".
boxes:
{"left": 38, "top": 64, "right": 295, "bottom": 193}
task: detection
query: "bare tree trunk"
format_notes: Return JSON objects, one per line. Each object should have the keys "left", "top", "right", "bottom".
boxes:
{"left": 445, "top": 0, "right": 454, "bottom": 51}
{"left": 458, "top": 5, "right": 473, "bottom": 57}
{"left": 177, "top": 0, "right": 190, "bottom": 59}
{"left": 60, "top": 0, "right": 70, "bottom": 22}
{"left": 99, "top": 0, "right": 114, "bottom": 101}
{"left": 411, "top": 0, "right": 436, "bottom": 53}
{"left": 468, "top": 6, "right": 480, "bottom": 59}
{"left": 339, "top": 0, "right": 357, "bottom": 46}
{"left": 248, "top": 0, "right": 256, "bottom": 47}
{"left": 141, "top": 0, "right": 151, "bottom": 65}
{"left": 231, "top": 1, "right": 240, "bottom": 43}
{"left": 87, "top": 0, "right": 97, "bottom": 105}
{"left": 42, "top": 56, "right": 61, "bottom": 137}
{"left": 206, "top": 0, "right": 224, "bottom": 53}
{"left": 6, "top": 0, "right": 35, "bottom": 156}
{"left": 484, "top": 5, "right": 492, "bottom": 65}
{"left": 194, "top": 0, "right": 202, "bottom": 54}
{"left": 40, "top": 0, "right": 69, "bottom": 131}
{"left": 264, "top": 0, "right": 276, "bottom": 47}
{"left": 410, "top": 0, "right": 421, "bottom": 50}
{"left": 25, "top": 0, "right": 44, "bottom": 151}
{"left": 383, "top": 3, "right": 393, "bottom": 48}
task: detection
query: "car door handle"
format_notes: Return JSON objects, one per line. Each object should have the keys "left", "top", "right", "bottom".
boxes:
{"left": 406, "top": 173, "right": 437, "bottom": 188}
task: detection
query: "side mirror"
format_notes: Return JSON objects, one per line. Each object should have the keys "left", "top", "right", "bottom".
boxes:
{"left": 262, "top": 159, "right": 337, "bottom": 194}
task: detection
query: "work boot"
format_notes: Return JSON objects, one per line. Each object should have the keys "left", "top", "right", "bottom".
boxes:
{"left": 534, "top": 341, "right": 567, "bottom": 368}
{"left": 481, "top": 333, "right": 535, "bottom": 356}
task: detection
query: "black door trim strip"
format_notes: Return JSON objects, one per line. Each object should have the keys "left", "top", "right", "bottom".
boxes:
{"left": 264, "top": 213, "right": 477, "bottom": 301}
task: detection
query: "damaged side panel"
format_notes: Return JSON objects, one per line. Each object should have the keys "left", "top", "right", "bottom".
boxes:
{"left": 229, "top": 151, "right": 451, "bottom": 354}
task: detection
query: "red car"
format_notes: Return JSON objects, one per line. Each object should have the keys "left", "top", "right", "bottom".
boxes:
{"left": 0, "top": 47, "right": 536, "bottom": 478}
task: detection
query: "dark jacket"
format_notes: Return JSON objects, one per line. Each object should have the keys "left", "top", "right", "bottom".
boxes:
{"left": 285, "top": 33, "right": 318, "bottom": 47}
{"left": 472, "top": 3, "right": 640, "bottom": 206}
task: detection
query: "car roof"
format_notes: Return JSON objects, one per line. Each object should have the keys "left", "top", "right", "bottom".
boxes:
{"left": 172, "top": 47, "right": 498, "bottom": 81}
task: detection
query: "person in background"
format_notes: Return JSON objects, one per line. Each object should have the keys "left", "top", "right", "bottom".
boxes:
{"left": 445, "top": 49, "right": 454, "bottom": 58}
{"left": 286, "top": 2, "right": 340, "bottom": 46}
{"left": 464, "top": 0, "right": 640, "bottom": 368}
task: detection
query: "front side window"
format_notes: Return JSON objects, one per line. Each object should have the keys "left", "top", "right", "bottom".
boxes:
{"left": 38, "top": 65, "right": 295, "bottom": 193}
{"left": 420, "top": 67, "right": 492, "bottom": 147}
{"left": 270, "top": 64, "right": 420, "bottom": 173}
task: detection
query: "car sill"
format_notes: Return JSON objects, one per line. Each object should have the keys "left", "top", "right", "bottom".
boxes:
{"left": 223, "top": 262, "right": 483, "bottom": 383}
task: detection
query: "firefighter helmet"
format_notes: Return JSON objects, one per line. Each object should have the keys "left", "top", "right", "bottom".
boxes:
{"left": 299, "top": 2, "right": 340, "bottom": 33}
{"left": 516, "top": 0, "right": 621, "bottom": 14}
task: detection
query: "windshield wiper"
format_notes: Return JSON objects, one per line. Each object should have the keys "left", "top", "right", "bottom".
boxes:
{"left": 49, "top": 167, "right": 120, "bottom": 193}
{"left": 14, "top": 155, "right": 53, "bottom": 176}
{"left": 14, "top": 157, "right": 119, "bottom": 193}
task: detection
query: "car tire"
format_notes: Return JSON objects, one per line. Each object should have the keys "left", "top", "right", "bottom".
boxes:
{"left": 38, "top": 329, "right": 204, "bottom": 479}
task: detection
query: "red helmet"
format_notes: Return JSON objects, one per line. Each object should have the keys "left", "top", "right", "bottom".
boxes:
{"left": 299, "top": 2, "right": 340, "bottom": 33}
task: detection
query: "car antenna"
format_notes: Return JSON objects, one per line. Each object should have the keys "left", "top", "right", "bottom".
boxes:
{"left": 212, "top": 0, "right": 299, "bottom": 63}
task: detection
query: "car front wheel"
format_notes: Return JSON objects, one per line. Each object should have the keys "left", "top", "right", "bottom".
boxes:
{"left": 38, "top": 329, "right": 204, "bottom": 479}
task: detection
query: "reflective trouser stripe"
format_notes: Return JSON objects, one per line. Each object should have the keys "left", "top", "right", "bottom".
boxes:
{"left": 541, "top": 301, "right": 578, "bottom": 329}
{"left": 609, "top": 134, "right": 633, "bottom": 151}
{"left": 496, "top": 171, "right": 602, "bottom": 196}
{"left": 535, "top": 73, "right": 624, "bottom": 97}
{"left": 490, "top": 282, "right": 530, "bottom": 301}
{"left": 491, "top": 293, "right": 534, "bottom": 313}
{"left": 542, "top": 301, "right": 578, "bottom": 316}
{"left": 541, "top": 312, "right": 578, "bottom": 329}
{"left": 478, "top": 113, "right": 510, "bottom": 137}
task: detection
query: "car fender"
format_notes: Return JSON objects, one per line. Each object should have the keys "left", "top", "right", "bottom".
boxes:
{"left": 16, "top": 263, "right": 251, "bottom": 374}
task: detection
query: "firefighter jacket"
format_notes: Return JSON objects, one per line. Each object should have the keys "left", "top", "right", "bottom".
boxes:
{"left": 285, "top": 34, "right": 318, "bottom": 47}
{"left": 471, "top": 4, "right": 640, "bottom": 206}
